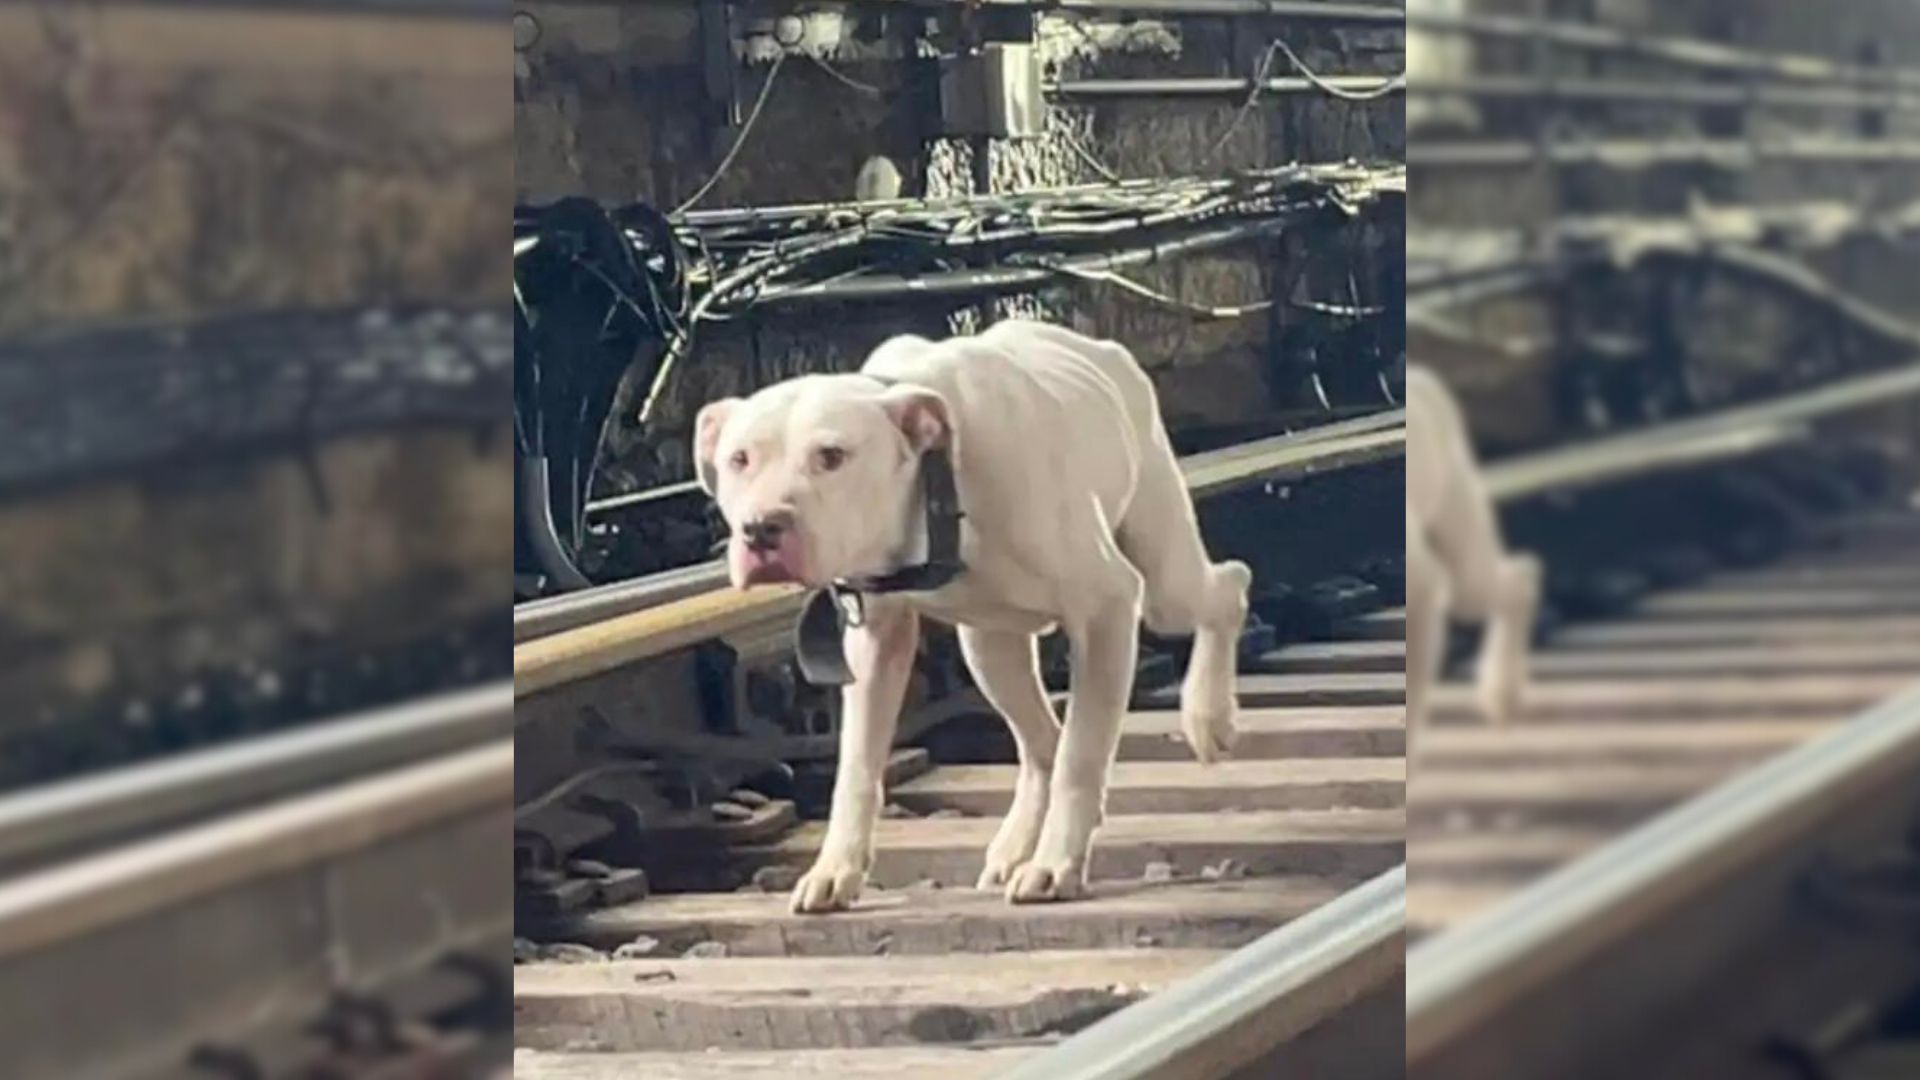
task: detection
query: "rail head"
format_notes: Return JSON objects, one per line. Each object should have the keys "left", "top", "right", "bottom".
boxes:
{"left": 512, "top": 411, "right": 1406, "bottom": 694}
{"left": 1481, "top": 361, "right": 1920, "bottom": 503}
{"left": 0, "top": 683, "right": 513, "bottom": 878}
{"left": 0, "top": 736, "right": 512, "bottom": 962}
{"left": 1406, "top": 681, "right": 1920, "bottom": 1064}
{"left": 999, "top": 865, "right": 1406, "bottom": 1080}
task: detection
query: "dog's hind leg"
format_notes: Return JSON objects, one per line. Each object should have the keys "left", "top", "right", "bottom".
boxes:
{"left": 1428, "top": 480, "right": 1539, "bottom": 728}
{"left": 1009, "top": 525, "right": 1143, "bottom": 904}
{"left": 958, "top": 626, "right": 1060, "bottom": 890}
{"left": 1116, "top": 439, "right": 1251, "bottom": 763}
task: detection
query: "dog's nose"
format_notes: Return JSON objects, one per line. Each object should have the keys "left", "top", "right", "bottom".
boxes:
{"left": 742, "top": 511, "right": 793, "bottom": 552}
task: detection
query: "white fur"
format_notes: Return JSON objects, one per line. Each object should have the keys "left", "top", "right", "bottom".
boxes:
{"left": 1405, "top": 365, "right": 1541, "bottom": 750}
{"left": 696, "top": 321, "right": 1251, "bottom": 911}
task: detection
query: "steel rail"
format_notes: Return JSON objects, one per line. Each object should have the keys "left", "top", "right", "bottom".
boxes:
{"left": 513, "top": 408, "right": 1406, "bottom": 689}
{"left": 0, "top": 738, "right": 512, "bottom": 1079}
{"left": 65, "top": 0, "right": 507, "bottom": 14}
{"left": 846, "top": 0, "right": 1404, "bottom": 21}
{"left": 1052, "top": 75, "right": 1406, "bottom": 99}
{"left": 1406, "top": 10, "right": 1920, "bottom": 93}
{"left": 1409, "top": 137, "right": 1920, "bottom": 169}
{"left": 0, "top": 738, "right": 510, "bottom": 960}
{"left": 999, "top": 865, "right": 1406, "bottom": 1080}
{"left": 1417, "top": 74, "right": 1920, "bottom": 113}
{"left": 1482, "top": 362, "right": 1920, "bottom": 502}
{"left": 1406, "top": 681, "right": 1920, "bottom": 1072}
{"left": 0, "top": 684, "right": 512, "bottom": 879}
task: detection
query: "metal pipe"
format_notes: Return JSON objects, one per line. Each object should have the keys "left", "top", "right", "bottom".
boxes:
{"left": 1053, "top": 75, "right": 1406, "bottom": 98}
{"left": 585, "top": 478, "right": 704, "bottom": 516}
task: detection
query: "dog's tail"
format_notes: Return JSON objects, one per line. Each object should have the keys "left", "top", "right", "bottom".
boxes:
{"left": 1181, "top": 560, "right": 1251, "bottom": 764}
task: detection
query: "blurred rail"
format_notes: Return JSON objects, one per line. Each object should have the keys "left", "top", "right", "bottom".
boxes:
{"left": 0, "top": 685, "right": 514, "bottom": 1079}
{"left": 1409, "top": 658, "right": 1920, "bottom": 1079}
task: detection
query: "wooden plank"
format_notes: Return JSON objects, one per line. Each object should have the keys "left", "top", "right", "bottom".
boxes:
{"left": 643, "top": 808, "right": 1406, "bottom": 892}
{"left": 514, "top": 949, "right": 1225, "bottom": 1053}
{"left": 1246, "top": 640, "right": 1406, "bottom": 674}
{"left": 1142, "top": 672, "right": 1405, "bottom": 710}
{"left": 535, "top": 877, "right": 1343, "bottom": 956}
{"left": 1634, "top": 586, "right": 1920, "bottom": 619}
{"left": 1339, "top": 608, "right": 1406, "bottom": 640}
{"left": 1418, "top": 719, "right": 1830, "bottom": 766}
{"left": 1527, "top": 643, "right": 1919, "bottom": 679}
{"left": 514, "top": 1047, "right": 1042, "bottom": 1080}
{"left": 894, "top": 758, "right": 1403, "bottom": 817}
{"left": 1427, "top": 673, "right": 1912, "bottom": 722}
{"left": 1551, "top": 613, "right": 1920, "bottom": 651}
{"left": 1407, "top": 829, "right": 1609, "bottom": 878}
{"left": 1411, "top": 763, "right": 1738, "bottom": 826}
{"left": 1408, "top": 882, "right": 1517, "bottom": 934}
{"left": 1119, "top": 707, "right": 1405, "bottom": 761}
{"left": 1707, "top": 564, "right": 1920, "bottom": 590}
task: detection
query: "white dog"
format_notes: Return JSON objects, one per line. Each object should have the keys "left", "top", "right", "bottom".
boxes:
{"left": 694, "top": 320, "right": 1251, "bottom": 911}
{"left": 1405, "top": 365, "right": 1541, "bottom": 744}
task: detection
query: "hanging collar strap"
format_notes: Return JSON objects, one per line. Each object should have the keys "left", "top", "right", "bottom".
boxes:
{"left": 793, "top": 375, "right": 967, "bottom": 686}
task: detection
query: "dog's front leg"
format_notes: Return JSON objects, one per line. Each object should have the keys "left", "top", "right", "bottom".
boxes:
{"left": 790, "top": 597, "right": 919, "bottom": 914}
{"left": 1008, "top": 584, "right": 1140, "bottom": 904}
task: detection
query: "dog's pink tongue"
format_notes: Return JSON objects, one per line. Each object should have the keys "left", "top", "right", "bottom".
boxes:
{"left": 731, "top": 543, "right": 799, "bottom": 588}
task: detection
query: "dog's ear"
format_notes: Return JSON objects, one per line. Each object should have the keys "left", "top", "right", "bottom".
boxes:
{"left": 877, "top": 385, "right": 952, "bottom": 455}
{"left": 692, "top": 397, "right": 742, "bottom": 495}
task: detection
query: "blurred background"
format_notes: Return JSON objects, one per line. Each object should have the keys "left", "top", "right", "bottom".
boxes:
{"left": 0, "top": 3, "right": 511, "bottom": 1078}
{"left": 1404, "top": 3, "right": 1920, "bottom": 1080}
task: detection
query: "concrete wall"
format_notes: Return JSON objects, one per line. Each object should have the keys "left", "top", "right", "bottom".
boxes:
{"left": 0, "top": 7, "right": 512, "bottom": 739}
{"left": 1411, "top": 0, "right": 1920, "bottom": 456}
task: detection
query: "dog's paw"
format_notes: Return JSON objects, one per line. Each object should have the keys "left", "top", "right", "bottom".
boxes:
{"left": 1004, "top": 858, "right": 1089, "bottom": 904}
{"left": 789, "top": 858, "right": 866, "bottom": 914}
{"left": 976, "top": 860, "right": 1017, "bottom": 891}
{"left": 1477, "top": 676, "right": 1526, "bottom": 728}
{"left": 1182, "top": 702, "right": 1238, "bottom": 764}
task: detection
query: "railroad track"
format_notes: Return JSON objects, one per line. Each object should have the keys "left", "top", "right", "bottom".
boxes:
{"left": 514, "top": 620, "right": 1408, "bottom": 1078}
{"left": 1406, "top": 516, "right": 1920, "bottom": 1080}
{"left": 1410, "top": 507, "right": 1920, "bottom": 939}
{"left": 512, "top": 417, "right": 1410, "bottom": 1080}
{"left": 0, "top": 686, "right": 514, "bottom": 1080}
{"left": 1399, "top": 351, "right": 1920, "bottom": 1077}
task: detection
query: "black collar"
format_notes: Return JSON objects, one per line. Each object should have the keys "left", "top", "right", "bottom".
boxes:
{"left": 794, "top": 378, "right": 967, "bottom": 686}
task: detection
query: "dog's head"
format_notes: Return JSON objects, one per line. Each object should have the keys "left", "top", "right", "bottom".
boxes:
{"left": 694, "top": 374, "right": 952, "bottom": 590}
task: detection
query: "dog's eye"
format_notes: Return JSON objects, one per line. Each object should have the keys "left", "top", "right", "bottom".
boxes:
{"left": 728, "top": 449, "right": 749, "bottom": 471}
{"left": 815, "top": 446, "right": 848, "bottom": 472}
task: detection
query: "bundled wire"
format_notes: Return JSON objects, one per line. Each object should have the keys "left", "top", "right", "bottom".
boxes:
{"left": 513, "top": 198, "right": 689, "bottom": 590}
{"left": 639, "top": 161, "right": 1404, "bottom": 421}
{"left": 512, "top": 163, "right": 1404, "bottom": 592}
